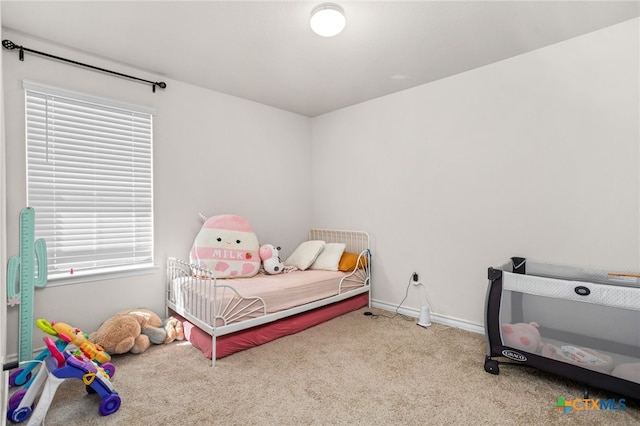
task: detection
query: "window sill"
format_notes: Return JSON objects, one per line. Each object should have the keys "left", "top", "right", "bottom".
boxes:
{"left": 46, "top": 264, "right": 160, "bottom": 287}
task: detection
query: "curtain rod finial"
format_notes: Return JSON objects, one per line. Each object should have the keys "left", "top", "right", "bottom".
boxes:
{"left": 152, "top": 82, "right": 167, "bottom": 92}
{"left": 2, "top": 39, "right": 17, "bottom": 50}
{"left": 3, "top": 40, "right": 24, "bottom": 61}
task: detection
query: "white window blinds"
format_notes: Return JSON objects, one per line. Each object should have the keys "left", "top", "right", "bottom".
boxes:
{"left": 24, "top": 81, "right": 155, "bottom": 280}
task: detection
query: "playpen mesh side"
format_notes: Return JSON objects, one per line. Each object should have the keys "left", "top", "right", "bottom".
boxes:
{"left": 499, "top": 271, "right": 640, "bottom": 371}
{"left": 502, "top": 271, "right": 640, "bottom": 311}
{"left": 501, "top": 271, "right": 640, "bottom": 343}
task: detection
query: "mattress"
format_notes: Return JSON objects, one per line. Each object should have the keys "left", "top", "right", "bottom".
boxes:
{"left": 169, "top": 269, "right": 355, "bottom": 326}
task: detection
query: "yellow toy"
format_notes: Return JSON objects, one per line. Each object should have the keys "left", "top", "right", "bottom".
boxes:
{"left": 40, "top": 320, "right": 111, "bottom": 364}
{"left": 8, "top": 319, "right": 113, "bottom": 388}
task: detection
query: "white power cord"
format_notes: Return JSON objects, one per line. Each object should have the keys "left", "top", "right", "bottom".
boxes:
{"left": 410, "top": 272, "right": 436, "bottom": 311}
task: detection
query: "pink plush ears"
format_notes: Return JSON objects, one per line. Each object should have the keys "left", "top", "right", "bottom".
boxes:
{"left": 259, "top": 245, "right": 273, "bottom": 261}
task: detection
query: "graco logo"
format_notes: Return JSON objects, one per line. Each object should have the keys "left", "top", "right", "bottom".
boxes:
{"left": 501, "top": 350, "right": 527, "bottom": 362}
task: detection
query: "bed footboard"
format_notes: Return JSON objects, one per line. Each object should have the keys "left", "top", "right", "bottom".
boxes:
{"left": 166, "top": 257, "right": 267, "bottom": 330}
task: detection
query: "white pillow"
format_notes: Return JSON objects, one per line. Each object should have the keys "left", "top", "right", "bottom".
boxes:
{"left": 284, "top": 240, "right": 325, "bottom": 270}
{"left": 310, "top": 243, "right": 346, "bottom": 271}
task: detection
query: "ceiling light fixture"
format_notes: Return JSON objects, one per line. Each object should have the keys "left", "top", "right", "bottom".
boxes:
{"left": 310, "top": 3, "right": 346, "bottom": 37}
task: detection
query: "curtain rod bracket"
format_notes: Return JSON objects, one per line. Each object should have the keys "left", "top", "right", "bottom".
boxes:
{"left": 2, "top": 39, "right": 166, "bottom": 92}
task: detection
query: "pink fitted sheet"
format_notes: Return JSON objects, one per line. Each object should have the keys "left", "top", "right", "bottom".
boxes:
{"left": 170, "top": 270, "right": 357, "bottom": 326}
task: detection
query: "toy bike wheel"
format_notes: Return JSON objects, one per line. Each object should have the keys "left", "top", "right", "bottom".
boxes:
{"left": 101, "top": 362, "right": 116, "bottom": 378}
{"left": 8, "top": 369, "right": 31, "bottom": 387}
{"left": 8, "top": 389, "right": 27, "bottom": 410}
{"left": 8, "top": 406, "right": 32, "bottom": 423}
{"left": 99, "top": 394, "right": 121, "bottom": 416}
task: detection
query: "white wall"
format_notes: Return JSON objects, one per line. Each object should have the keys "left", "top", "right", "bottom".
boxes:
{"left": 311, "top": 18, "right": 640, "bottom": 328}
{"left": 2, "top": 29, "right": 312, "bottom": 356}
{"left": 3, "top": 18, "right": 639, "bottom": 357}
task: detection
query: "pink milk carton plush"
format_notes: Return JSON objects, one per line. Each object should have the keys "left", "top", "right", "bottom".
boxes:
{"left": 190, "top": 214, "right": 260, "bottom": 278}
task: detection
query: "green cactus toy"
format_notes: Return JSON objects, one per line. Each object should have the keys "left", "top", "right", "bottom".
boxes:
{"left": 7, "top": 207, "right": 48, "bottom": 362}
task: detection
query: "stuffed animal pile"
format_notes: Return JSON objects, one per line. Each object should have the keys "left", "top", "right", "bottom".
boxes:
{"left": 501, "top": 322, "right": 640, "bottom": 383}
{"left": 89, "top": 308, "right": 184, "bottom": 355}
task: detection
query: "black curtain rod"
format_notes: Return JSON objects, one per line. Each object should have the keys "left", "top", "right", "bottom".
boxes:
{"left": 2, "top": 39, "right": 167, "bottom": 93}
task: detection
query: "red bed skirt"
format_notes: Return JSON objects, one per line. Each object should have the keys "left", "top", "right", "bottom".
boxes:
{"left": 170, "top": 293, "right": 368, "bottom": 360}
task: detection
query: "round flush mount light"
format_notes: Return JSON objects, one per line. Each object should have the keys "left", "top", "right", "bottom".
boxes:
{"left": 310, "top": 3, "right": 346, "bottom": 37}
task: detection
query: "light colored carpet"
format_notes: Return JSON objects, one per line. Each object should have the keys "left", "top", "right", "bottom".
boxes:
{"left": 10, "top": 308, "right": 639, "bottom": 425}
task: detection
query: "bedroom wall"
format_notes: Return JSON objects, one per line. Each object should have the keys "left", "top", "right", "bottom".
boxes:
{"left": 310, "top": 18, "right": 640, "bottom": 331}
{"left": 0, "top": 4, "right": 8, "bottom": 414}
{"left": 1, "top": 29, "right": 313, "bottom": 357}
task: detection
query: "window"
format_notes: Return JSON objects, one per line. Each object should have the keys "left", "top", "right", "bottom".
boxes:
{"left": 24, "top": 81, "right": 154, "bottom": 282}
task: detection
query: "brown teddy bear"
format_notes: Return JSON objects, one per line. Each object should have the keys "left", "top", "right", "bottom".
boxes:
{"left": 89, "top": 308, "right": 184, "bottom": 355}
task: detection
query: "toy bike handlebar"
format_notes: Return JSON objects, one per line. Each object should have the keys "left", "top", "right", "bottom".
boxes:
{"left": 43, "top": 336, "right": 65, "bottom": 368}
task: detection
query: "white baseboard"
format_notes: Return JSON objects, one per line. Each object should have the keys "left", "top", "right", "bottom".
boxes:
{"left": 371, "top": 299, "right": 485, "bottom": 335}
{"left": 3, "top": 346, "right": 47, "bottom": 368}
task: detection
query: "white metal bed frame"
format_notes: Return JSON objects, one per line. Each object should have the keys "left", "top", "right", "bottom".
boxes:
{"left": 166, "top": 228, "right": 371, "bottom": 365}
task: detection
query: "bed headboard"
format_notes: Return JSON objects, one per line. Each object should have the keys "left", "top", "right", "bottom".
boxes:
{"left": 308, "top": 228, "right": 369, "bottom": 255}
